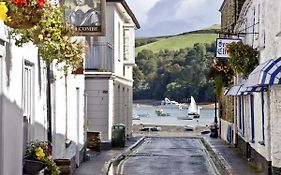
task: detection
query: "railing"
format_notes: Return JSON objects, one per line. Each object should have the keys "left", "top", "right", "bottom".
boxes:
{"left": 85, "top": 42, "right": 114, "bottom": 72}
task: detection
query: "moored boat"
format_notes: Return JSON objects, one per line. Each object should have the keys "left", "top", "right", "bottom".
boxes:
{"left": 155, "top": 108, "right": 170, "bottom": 116}
{"left": 187, "top": 96, "right": 200, "bottom": 118}
{"left": 160, "top": 98, "right": 183, "bottom": 109}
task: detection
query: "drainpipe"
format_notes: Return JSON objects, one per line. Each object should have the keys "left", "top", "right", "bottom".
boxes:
{"left": 47, "top": 64, "right": 52, "bottom": 143}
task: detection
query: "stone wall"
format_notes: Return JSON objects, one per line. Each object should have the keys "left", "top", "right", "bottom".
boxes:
{"left": 220, "top": 0, "right": 246, "bottom": 36}
{"left": 220, "top": 90, "right": 234, "bottom": 122}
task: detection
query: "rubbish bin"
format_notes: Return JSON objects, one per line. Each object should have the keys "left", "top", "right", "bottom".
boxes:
{"left": 112, "top": 124, "right": 126, "bottom": 147}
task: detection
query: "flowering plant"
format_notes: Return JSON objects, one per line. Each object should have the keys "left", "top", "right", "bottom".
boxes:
{"left": 208, "top": 58, "right": 234, "bottom": 85}
{"left": 0, "top": 0, "right": 46, "bottom": 28}
{"left": 227, "top": 41, "right": 259, "bottom": 78}
{"left": 25, "top": 140, "right": 60, "bottom": 175}
{"left": 10, "top": 5, "right": 84, "bottom": 70}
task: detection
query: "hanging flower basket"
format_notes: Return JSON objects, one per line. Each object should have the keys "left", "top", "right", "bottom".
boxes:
{"left": 10, "top": 5, "right": 85, "bottom": 71}
{"left": 0, "top": 0, "right": 46, "bottom": 29}
{"left": 5, "top": 6, "right": 44, "bottom": 29}
{"left": 227, "top": 41, "right": 259, "bottom": 78}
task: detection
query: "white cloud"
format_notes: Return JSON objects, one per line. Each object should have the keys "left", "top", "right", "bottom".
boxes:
{"left": 126, "top": 0, "right": 161, "bottom": 24}
{"left": 175, "top": 0, "right": 209, "bottom": 20}
{"left": 128, "top": 0, "right": 223, "bottom": 37}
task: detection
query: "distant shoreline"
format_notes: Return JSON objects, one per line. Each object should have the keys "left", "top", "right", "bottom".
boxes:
{"left": 133, "top": 99, "right": 216, "bottom": 109}
{"left": 132, "top": 124, "right": 210, "bottom": 137}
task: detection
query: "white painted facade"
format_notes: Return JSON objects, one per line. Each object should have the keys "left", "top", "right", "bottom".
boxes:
{"left": 51, "top": 66, "right": 85, "bottom": 165}
{"left": 0, "top": 25, "right": 86, "bottom": 174}
{"left": 0, "top": 22, "right": 48, "bottom": 174}
{"left": 85, "top": 1, "right": 138, "bottom": 143}
{"left": 234, "top": 0, "right": 281, "bottom": 169}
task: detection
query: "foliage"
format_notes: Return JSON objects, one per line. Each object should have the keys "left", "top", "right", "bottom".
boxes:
{"left": 25, "top": 140, "right": 60, "bottom": 175}
{"left": 227, "top": 41, "right": 259, "bottom": 78}
{"left": 133, "top": 42, "right": 217, "bottom": 103}
{"left": 0, "top": 0, "right": 46, "bottom": 29}
{"left": 208, "top": 59, "right": 234, "bottom": 86}
{"left": 135, "top": 38, "right": 158, "bottom": 47}
{"left": 9, "top": 5, "right": 84, "bottom": 70}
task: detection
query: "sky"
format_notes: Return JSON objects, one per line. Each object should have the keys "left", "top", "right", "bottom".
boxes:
{"left": 127, "top": 0, "right": 224, "bottom": 37}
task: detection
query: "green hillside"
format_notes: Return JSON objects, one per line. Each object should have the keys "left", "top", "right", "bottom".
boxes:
{"left": 136, "top": 25, "right": 220, "bottom": 53}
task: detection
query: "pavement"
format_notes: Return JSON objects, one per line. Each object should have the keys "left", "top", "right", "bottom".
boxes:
{"left": 202, "top": 136, "right": 266, "bottom": 175}
{"left": 73, "top": 135, "right": 265, "bottom": 175}
{"left": 73, "top": 137, "right": 145, "bottom": 175}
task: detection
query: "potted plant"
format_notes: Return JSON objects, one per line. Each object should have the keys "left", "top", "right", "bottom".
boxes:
{"left": 0, "top": 0, "right": 46, "bottom": 29}
{"left": 23, "top": 140, "right": 60, "bottom": 175}
{"left": 227, "top": 41, "right": 259, "bottom": 78}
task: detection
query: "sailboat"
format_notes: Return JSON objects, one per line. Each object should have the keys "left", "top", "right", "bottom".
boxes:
{"left": 187, "top": 96, "right": 200, "bottom": 118}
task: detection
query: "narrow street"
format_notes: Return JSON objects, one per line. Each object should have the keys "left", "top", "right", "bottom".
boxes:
{"left": 112, "top": 137, "right": 218, "bottom": 175}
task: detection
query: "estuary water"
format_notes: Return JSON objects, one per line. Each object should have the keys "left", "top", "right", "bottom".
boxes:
{"left": 133, "top": 104, "right": 217, "bottom": 127}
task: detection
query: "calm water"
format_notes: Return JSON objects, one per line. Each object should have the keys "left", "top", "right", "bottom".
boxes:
{"left": 133, "top": 104, "right": 218, "bottom": 127}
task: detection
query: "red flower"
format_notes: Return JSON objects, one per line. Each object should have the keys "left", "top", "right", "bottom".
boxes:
{"left": 11, "top": 0, "right": 30, "bottom": 6}
{"left": 37, "top": 0, "right": 45, "bottom": 7}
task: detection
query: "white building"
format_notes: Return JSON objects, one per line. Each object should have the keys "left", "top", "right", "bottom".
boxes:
{"left": 0, "top": 19, "right": 85, "bottom": 175}
{"left": 85, "top": 0, "right": 140, "bottom": 147}
{"left": 227, "top": 0, "right": 281, "bottom": 173}
{"left": 0, "top": 23, "right": 48, "bottom": 174}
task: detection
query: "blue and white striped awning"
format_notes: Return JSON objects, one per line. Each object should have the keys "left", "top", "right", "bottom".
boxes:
{"left": 225, "top": 84, "right": 242, "bottom": 96}
{"left": 225, "top": 81, "right": 246, "bottom": 96}
{"left": 245, "top": 86, "right": 268, "bottom": 92}
{"left": 237, "top": 84, "right": 249, "bottom": 96}
{"left": 244, "top": 57, "right": 281, "bottom": 87}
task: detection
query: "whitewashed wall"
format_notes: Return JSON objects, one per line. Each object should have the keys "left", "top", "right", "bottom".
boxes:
{"left": 0, "top": 22, "right": 48, "bottom": 174}
{"left": 84, "top": 1, "right": 136, "bottom": 141}
{"left": 236, "top": 0, "right": 269, "bottom": 162}
{"left": 269, "top": 86, "right": 281, "bottom": 168}
{"left": 259, "top": 0, "right": 281, "bottom": 168}
{"left": 220, "top": 119, "right": 230, "bottom": 142}
{"left": 51, "top": 66, "right": 85, "bottom": 161}
{"left": 236, "top": 0, "right": 281, "bottom": 168}
{"left": 85, "top": 76, "right": 112, "bottom": 141}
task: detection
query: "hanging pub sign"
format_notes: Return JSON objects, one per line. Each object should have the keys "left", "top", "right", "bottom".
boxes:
{"left": 216, "top": 38, "right": 241, "bottom": 58}
{"left": 64, "top": 0, "right": 106, "bottom": 36}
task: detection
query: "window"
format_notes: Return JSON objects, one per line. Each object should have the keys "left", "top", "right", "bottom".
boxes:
{"left": 23, "top": 61, "right": 34, "bottom": 143}
{"left": 123, "top": 29, "right": 129, "bottom": 60}
{"left": 118, "top": 22, "right": 121, "bottom": 62}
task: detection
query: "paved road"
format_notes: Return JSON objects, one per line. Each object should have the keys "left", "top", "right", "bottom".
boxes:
{"left": 113, "top": 137, "right": 217, "bottom": 175}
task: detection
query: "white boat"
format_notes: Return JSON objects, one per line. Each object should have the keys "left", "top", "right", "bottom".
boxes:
{"left": 160, "top": 98, "right": 183, "bottom": 109}
{"left": 184, "top": 125, "right": 195, "bottom": 131}
{"left": 132, "top": 114, "right": 140, "bottom": 120}
{"left": 155, "top": 108, "right": 170, "bottom": 116}
{"left": 187, "top": 96, "right": 200, "bottom": 118}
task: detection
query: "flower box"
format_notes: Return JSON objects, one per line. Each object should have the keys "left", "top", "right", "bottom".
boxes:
{"left": 23, "top": 159, "right": 46, "bottom": 174}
